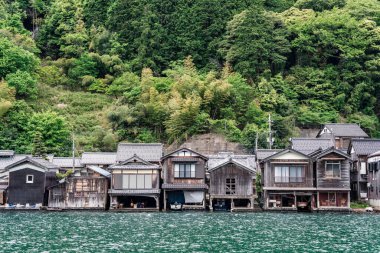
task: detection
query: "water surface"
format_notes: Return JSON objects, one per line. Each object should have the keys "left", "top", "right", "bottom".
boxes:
{"left": 0, "top": 211, "right": 378, "bottom": 252}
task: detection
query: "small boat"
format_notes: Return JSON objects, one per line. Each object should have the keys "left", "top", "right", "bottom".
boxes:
{"left": 170, "top": 202, "right": 183, "bottom": 211}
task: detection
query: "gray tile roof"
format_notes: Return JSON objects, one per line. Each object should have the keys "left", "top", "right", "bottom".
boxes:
{"left": 320, "top": 123, "right": 369, "bottom": 137}
{"left": 109, "top": 164, "right": 159, "bottom": 170}
{"left": 5, "top": 156, "right": 59, "bottom": 170}
{"left": 0, "top": 150, "right": 15, "bottom": 157}
{"left": 52, "top": 157, "right": 82, "bottom": 168}
{"left": 81, "top": 152, "right": 117, "bottom": 165}
{"left": 162, "top": 183, "right": 208, "bottom": 190}
{"left": 116, "top": 143, "right": 163, "bottom": 162}
{"left": 291, "top": 138, "right": 334, "bottom": 155}
{"left": 0, "top": 155, "right": 27, "bottom": 171}
{"left": 350, "top": 139, "right": 380, "bottom": 156}
{"left": 256, "top": 149, "right": 282, "bottom": 160}
{"left": 87, "top": 165, "right": 111, "bottom": 178}
{"left": 207, "top": 153, "right": 256, "bottom": 172}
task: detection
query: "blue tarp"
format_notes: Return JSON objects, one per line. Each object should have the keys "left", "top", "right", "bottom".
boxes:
{"left": 167, "top": 191, "right": 185, "bottom": 204}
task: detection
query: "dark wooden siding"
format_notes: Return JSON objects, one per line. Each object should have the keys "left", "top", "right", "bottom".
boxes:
{"left": 316, "top": 156, "right": 350, "bottom": 189}
{"left": 8, "top": 168, "right": 46, "bottom": 205}
{"left": 263, "top": 160, "right": 313, "bottom": 188}
{"left": 210, "top": 164, "right": 253, "bottom": 195}
{"left": 163, "top": 157, "right": 206, "bottom": 184}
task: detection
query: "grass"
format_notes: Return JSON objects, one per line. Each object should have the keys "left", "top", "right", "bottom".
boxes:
{"left": 350, "top": 201, "right": 370, "bottom": 209}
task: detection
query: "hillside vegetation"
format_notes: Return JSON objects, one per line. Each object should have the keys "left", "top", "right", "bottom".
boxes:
{"left": 0, "top": 0, "right": 379, "bottom": 155}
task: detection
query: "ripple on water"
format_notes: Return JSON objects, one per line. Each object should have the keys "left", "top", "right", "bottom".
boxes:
{"left": 0, "top": 212, "right": 380, "bottom": 252}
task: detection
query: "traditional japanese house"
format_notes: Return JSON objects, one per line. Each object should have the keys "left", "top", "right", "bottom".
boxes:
{"left": 208, "top": 152, "right": 256, "bottom": 211}
{"left": 291, "top": 138, "right": 334, "bottom": 155}
{"left": 161, "top": 148, "right": 208, "bottom": 211}
{"left": 48, "top": 166, "right": 110, "bottom": 210}
{"left": 316, "top": 123, "right": 368, "bottom": 150}
{"left": 367, "top": 151, "right": 380, "bottom": 208}
{"left": 311, "top": 147, "right": 351, "bottom": 210}
{"left": 5, "top": 157, "right": 59, "bottom": 207}
{"left": 108, "top": 155, "right": 161, "bottom": 211}
{"left": 261, "top": 149, "right": 316, "bottom": 211}
{"left": 348, "top": 139, "right": 380, "bottom": 201}
{"left": 108, "top": 143, "right": 163, "bottom": 211}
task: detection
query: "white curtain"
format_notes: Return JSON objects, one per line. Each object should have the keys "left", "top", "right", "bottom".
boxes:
{"left": 184, "top": 191, "right": 204, "bottom": 203}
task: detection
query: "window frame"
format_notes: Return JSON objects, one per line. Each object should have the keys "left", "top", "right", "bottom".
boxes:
{"left": 174, "top": 163, "right": 196, "bottom": 178}
{"left": 225, "top": 178, "right": 236, "bottom": 195}
{"left": 325, "top": 161, "right": 341, "bottom": 179}
{"left": 274, "top": 166, "right": 304, "bottom": 183}
{"left": 26, "top": 175, "right": 34, "bottom": 184}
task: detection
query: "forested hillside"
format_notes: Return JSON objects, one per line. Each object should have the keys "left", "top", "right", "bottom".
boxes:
{"left": 0, "top": 0, "right": 379, "bottom": 155}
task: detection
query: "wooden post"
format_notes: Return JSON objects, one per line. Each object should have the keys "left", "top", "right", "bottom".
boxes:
{"left": 155, "top": 196, "right": 159, "bottom": 210}
{"left": 203, "top": 191, "right": 206, "bottom": 210}
{"left": 210, "top": 197, "right": 213, "bottom": 212}
{"left": 347, "top": 191, "right": 350, "bottom": 208}
{"left": 163, "top": 190, "right": 167, "bottom": 211}
{"left": 317, "top": 192, "right": 320, "bottom": 209}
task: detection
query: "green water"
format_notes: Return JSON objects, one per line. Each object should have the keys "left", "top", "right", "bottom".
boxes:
{"left": 0, "top": 212, "right": 379, "bottom": 253}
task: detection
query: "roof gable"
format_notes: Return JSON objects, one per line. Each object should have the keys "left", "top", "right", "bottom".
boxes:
{"left": 262, "top": 148, "right": 310, "bottom": 162}
{"left": 318, "top": 123, "right": 368, "bottom": 138}
{"left": 208, "top": 158, "right": 256, "bottom": 173}
{"left": 162, "top": 147, "right": 208, "bottom": 161}
{"left": 5, "top": 157, "right": 59, "bottom": 171}
{"left": 119, "top": 155, "right": 154, "bottom": 166}
{"left": 349, "top": 139, "right": 380, "bottom": 156}
{"left": 311, "top": 147, "right": 351, "bottom": 160}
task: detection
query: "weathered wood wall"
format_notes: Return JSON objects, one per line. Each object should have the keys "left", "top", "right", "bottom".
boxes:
{"left": 164, "top": 157, "right": 206, "bottom": 184}
{"left": 316, "top": 155, "right": 350, "bottom": 189}
{"left": 210, "top": 164, "right": 253, "bottom": 196}
{"left": 49, "top": 177, "right": 109, "bottom": 209}
{"left": 264, "top": 160, "right": 313, "bottom": 188}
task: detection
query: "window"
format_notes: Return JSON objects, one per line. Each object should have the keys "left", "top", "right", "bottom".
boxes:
{"left": 274, "top": 166, "right": 304, "bottom": 183}
{"left": 226, "top": 178, "right": 236, "bottom": 195}
{"left": 174, "top": 164, "right": 195, "bottom": 178}
{"left": 26, "top": 175, "right": 34, "bottom": 183}
{"left": 122, "top": 171, "right": 154, "bottom": 189}
{"left": 325, "top": 162, "right": 341, "bottom": 178}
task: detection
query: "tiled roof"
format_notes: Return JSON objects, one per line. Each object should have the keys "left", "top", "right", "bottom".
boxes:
{"left": 0, "top": 150, "right": 14, "bottom": 157}
{"left": 162, "top": 148, "right": 208, "bottom": 160}
{"left": 52, "top": 157, "right": 82, "bottom": 168}
{"left": 256, "top": 149, "right": 282, "bottom": 160}
{"left": 207, "top": 153, "right": 256, "bottom": 172}
{"left": 87, "top": 165, "right": 111, "bottom": 178}
{"left": 116, "top": 143, "right": 163, "bottom": 162}
{"left": 291, "top": 138, "right": 334, "bottom": 155}
{"left": 5, "top": 157, "right": 59, "bottom": 170}
{"left": 310, "top": 147, "right": 351, "bottom": 160}
{"left": 350, "top": 139, "right": 380, "bottom": 156}
{"left": 0, "top": 155, "right": 27, "bottom": 171}
{"left": 321, "top": 123, "right": 369, "bottom": 137}
{"left": 81, "top": 152, "right": 117, "bottom": 165}
{"left": 162, "top": 183, "right": 208, "bottom": 190}
{"left": 109, "top": 164, "right": 159, "bottom": 170}
{"left": 108, "top": 189, "right": 160, "bottom": 195}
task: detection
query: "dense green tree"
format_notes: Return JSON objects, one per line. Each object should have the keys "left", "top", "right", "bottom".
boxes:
{"left": 5, "top": 70, "right": 37, "bottom": 98}
{"left": 221, "top": 9, "right": 291, "bottom": 79}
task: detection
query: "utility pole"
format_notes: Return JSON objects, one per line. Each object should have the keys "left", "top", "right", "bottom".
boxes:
{"left": 72, "top": 133, "right": 75, "bottom": 171}
{"left": 255, "top": 132, "right": 258, "bottom": 153}
{"left": 268, "top": 114, "right": 273, "bottom": 149}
